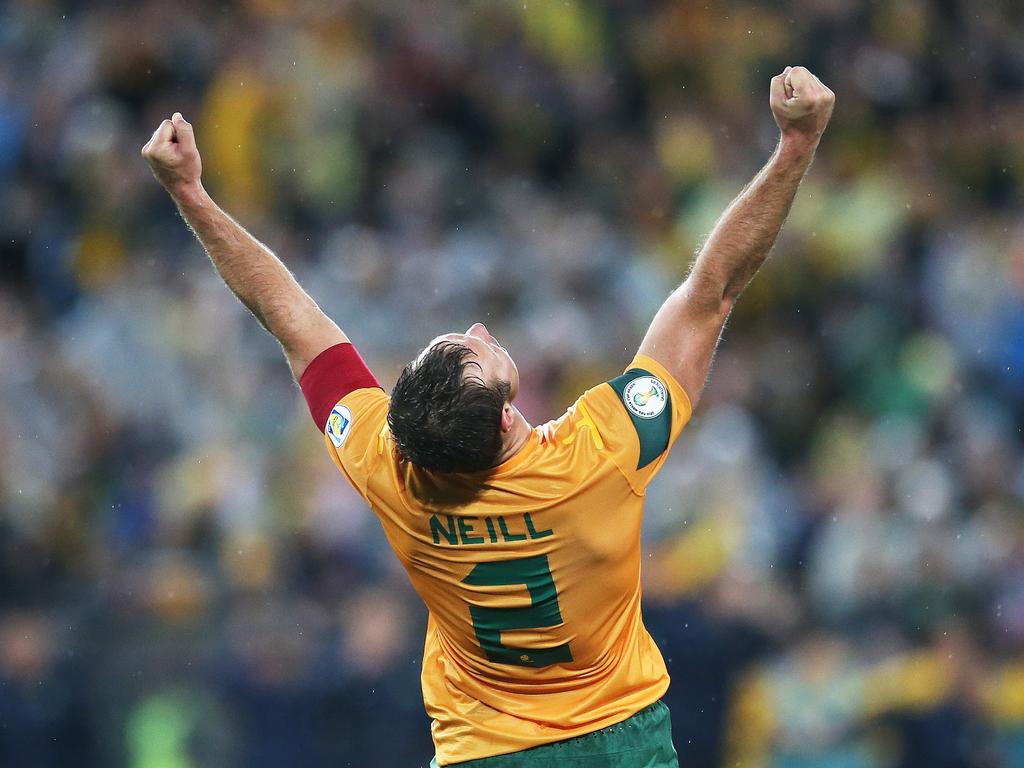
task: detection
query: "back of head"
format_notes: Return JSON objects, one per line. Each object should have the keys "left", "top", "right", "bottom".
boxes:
{"left": 388, "top": 342, "right": 511, "bottom": 473}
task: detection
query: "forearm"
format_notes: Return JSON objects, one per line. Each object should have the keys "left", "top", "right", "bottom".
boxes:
{"left": 169, "top": 181, "right": 345, "bottom": 373}
{"left": 688, "top": 137, "right": 815, "bottom": 309}
{"left": 635, "top": 66, "right": 832, "bottom": 408}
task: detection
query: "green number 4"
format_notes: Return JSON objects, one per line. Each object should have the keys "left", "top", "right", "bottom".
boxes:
{"left": 462, "top": 554, "right": 573, "bottom": 668}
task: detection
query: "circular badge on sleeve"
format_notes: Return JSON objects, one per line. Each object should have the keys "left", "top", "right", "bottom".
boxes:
{"left": 622, "top": 376, "right": 668, "bottom": 419}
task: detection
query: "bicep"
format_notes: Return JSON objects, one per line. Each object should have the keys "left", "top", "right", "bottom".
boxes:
{"left": 636, "top": 276, "right": 733, "bottom": 410}
{"left": 279, "top": 303, "right": 350, "bottom": 381}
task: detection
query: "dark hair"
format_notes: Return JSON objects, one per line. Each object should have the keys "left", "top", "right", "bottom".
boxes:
{"left": 388, "top": 342, "right": 511, "bottom": 473}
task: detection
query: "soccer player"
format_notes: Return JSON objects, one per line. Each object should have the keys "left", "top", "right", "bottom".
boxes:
{"left": 142, "top": 66, "right": 833, "bottom": 766}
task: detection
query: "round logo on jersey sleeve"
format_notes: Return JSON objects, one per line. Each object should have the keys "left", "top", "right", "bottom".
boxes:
{"left": 326, "top": 405, "right": 353, "bottom": 448}
{"left": 622, "top": 376, "right": 668, "bottom": 419}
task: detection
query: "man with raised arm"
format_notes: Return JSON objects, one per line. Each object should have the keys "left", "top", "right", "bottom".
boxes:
{"left": 142, "top": 66, "right": 833, "bottom": 767}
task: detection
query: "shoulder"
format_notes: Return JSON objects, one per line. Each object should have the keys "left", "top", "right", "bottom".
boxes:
{"left": 324, "top": 387, "right": 389, "bottom": 450}
{"left": 318, "top": 387, "right": 391, "bottom": 499}
{"left": 572, "top": 354, "right": 692, "bottom": 492}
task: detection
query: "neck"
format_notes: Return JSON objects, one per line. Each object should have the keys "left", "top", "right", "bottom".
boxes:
{"left": 492, "top": 407, "right": 533, "bottom": 467}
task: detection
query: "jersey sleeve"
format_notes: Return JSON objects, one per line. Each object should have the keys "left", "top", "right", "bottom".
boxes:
{"left": 299, "top": 342, "right": 388, "bottom": 496}
{"left": 579, "top": 353, "right": 692, "bottom": 494}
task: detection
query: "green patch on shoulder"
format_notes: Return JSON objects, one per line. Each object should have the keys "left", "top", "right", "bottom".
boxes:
{"left": 608, "top": 368, "right": 672, "bottom": 470}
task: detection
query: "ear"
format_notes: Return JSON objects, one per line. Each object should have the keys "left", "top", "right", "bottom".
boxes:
{"left": 499, "top": 403, "right": 515, "bottom": 433}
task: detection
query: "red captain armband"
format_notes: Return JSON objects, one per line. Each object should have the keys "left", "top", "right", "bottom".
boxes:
{"left": 299, "top": 342, "right": 381, "bottom": 432}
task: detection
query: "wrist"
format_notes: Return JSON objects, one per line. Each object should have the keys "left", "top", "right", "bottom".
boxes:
{"left": 773, "top": 134, "right": 819, "bottom": 175}
{"left": 168, "top": 179, "right": 208, "bottom": 208}
{"left": 777, "top": 131, "right": 819, "bottom": 162}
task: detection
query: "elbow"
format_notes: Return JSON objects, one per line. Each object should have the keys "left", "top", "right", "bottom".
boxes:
{"left": 720, "top": 282, "right": 743, "bottom": 310}
{"left": 681, "top": 274, "right": 735, "bottom": 323}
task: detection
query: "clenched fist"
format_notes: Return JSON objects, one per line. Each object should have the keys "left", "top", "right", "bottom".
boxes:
{"left": 141, "top": 112, "right": 202, "bottom": 193}
{"left": 770, "top": 66, "right": 834, "bottom": 143}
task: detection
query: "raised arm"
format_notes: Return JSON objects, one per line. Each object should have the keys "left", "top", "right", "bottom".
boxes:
{"left": 638, "top": 66, "right": 834, "bottom": 408}
{"left": 141, "top": 112, "right": 346, "bottom": 379}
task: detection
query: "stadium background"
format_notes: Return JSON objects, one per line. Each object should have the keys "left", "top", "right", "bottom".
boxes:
{"left": 2, "top": 0, "right": 1024, "bottom": 766}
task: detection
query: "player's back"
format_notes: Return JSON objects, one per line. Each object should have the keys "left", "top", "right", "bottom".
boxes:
{"left": 401, "top": 399, "right": 653, "bottom": 661}
{"left": 322, "top": 353, "right": 690, "bottom": 764}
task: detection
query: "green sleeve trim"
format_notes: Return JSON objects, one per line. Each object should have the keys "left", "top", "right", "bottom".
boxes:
{"left": 607, "top": 368, "right": 672, "bottom": 470}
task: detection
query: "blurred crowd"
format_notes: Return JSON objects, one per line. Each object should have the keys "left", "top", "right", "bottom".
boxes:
{"left": 2, "top": 0, "right": 1024, "bottom": 766}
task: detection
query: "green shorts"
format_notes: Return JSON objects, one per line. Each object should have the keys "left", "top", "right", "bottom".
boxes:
{"left": 430, "top": 700, "right": 678, "bottom": 767}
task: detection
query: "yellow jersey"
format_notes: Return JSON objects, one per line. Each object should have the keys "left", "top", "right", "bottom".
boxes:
{"left": 317, "top": 352, "right": 691, "bottom": 765}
